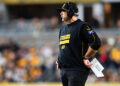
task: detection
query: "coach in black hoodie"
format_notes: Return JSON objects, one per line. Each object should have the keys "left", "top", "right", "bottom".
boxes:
{"left": 56, "top": 2, "right": 101, "bottom": 86}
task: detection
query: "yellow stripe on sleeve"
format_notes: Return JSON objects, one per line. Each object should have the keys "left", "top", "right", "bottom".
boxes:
{"left": 59, "top": 40, "right": 70, "bottom": 45}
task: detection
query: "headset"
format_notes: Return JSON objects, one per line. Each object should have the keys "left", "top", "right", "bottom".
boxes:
{"left": 62, "top": 2, "right": 78, "bottom": 18}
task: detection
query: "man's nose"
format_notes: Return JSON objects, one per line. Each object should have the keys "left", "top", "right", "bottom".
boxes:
{"left": 60, "top": 11, "right": 64, "bottom": 15}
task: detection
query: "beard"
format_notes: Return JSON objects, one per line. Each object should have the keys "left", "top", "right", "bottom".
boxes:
{"left": 62, "top": 16, "right": 71, "bottom": 22}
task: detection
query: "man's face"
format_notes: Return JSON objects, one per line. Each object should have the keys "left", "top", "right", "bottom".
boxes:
{"left": 60, "top": 11, "right": 70, "bottom": 22}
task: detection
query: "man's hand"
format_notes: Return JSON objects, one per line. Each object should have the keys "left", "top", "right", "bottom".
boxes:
{"left": 83, "top": 59, "right": 92, "bottom": 68}
{"left": 56, "top": 61, "right": 60, "bottom": 70}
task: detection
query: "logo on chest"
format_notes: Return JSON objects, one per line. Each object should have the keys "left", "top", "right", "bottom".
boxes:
{"left": 59, "top": 34, "right": 71, "bottom": 49}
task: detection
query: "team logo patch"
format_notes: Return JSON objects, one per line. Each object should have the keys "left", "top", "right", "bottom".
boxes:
{"left": 88, "top": 30, "right": 94, "bottom": 34}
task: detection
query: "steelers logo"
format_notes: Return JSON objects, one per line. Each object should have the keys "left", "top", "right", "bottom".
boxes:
{"left": 61, "top": 45, "right": 65, "bottom": 49}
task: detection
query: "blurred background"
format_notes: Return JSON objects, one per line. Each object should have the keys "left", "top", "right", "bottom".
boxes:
{"left": 0, "top": 0, "right": 120, "bottom": 86}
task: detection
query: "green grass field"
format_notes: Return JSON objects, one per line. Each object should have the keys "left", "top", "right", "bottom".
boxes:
{"left": 0, "top": 82, "right": 120, "bottom": 86}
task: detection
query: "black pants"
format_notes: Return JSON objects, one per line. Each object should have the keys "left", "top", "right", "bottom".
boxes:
{"left": 60, "top": 69, "right": 89, "bottom": 86}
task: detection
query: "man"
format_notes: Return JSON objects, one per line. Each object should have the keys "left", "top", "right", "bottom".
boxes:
{"left": 56, "top": 2, "right": 101, "bottom": 86}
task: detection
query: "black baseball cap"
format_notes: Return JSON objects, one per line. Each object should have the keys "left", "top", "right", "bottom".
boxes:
{"left": 57, "top": 2, "right": 78, "bottom": 13}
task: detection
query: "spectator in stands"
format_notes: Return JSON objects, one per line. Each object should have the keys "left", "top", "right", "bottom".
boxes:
{"left": 28, "top": 47, "right": 41, "bottom": 67}
{"left": 42, "top": 17, "right": 51, "bottom": 31}
{"left": 117, "top": 18, "right": 120, "bottom": 28}
{"left": 16, "top": 18, "right": 26, "bottom": 30}
{"left": 0, "top": 52, "right": 6, "bottom": 67}
{"left": 48, "top": 16, "right": 60, "bottom": 30}
{"left": 30, "top": 17, "right": 43, "bottom": 31}
{"left": 99, "top": 43, "right": 110, "bottom": 70}
{"left": 91, "top": 15, "right": 100, "bottom": 28}
{"left": 41, "top": 43, "right": 53, "bottom": 58}
{"left": 8, "top": 39, "right": 20, "bottom": 53}
{"left": 110, "top": 43, "right": 120, "bottom": 70}
{"left": 13, "top": 67, "right": 27, "bottom": 82}
{"left": 0, "top": 39, "right": 8, "bottom": 52}
{"left": 29, "top": 66, "right": 42, "bottom": 82}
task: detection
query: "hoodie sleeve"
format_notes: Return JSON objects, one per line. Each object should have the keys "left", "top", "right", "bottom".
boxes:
{"left": 81, "top": 24, "right": 101, "bottom": 50}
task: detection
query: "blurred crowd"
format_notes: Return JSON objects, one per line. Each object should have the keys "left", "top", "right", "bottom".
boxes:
{"left": 2, "top": 15, "right": 119, "bottom": 32}
{"left": 6, "top": 16, "right": 101, "bottom": 31}
{"left": 5, "top": 16, "right": 61, "bottom": 32}
{"left": 88, "top": 36, "right": 120, "bottom": 82}
{"left": 96, "top": 36, "right": 120, "bottom": 82}
{"left": 0, "top": 39, "right": 59, "bottom": 82}
{"left": 0, "top": 37, "right": 120, "bottom": 83}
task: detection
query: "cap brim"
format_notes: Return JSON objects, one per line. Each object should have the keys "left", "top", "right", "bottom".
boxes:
{"left": 56, "top": 8, "right": 66, "bottom": 13}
